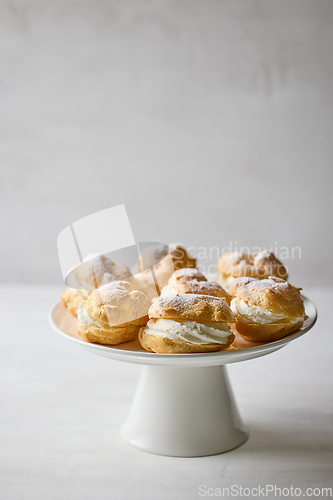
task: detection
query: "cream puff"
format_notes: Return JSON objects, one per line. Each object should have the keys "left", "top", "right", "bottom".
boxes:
{"left": 154, "top": 243, "right": 197, "bottom": 290}
{"left": 167, "top": 243, "right": 197, "bottom": 270}
{"left": 134, "top": 243, "right": 197, "bottom": 299}
{"left": 160, "top": 268, "right": 231, "bottom": 304}
{"left": 61, "top": 287, "right": 87, "bottom": 316}
{"left": 216, "top": 250, "right": 288, "bottom": 291}
{"left": 77, "top": 281, "right": 152, "bottom": 345}
{"left": 138, "top": 294, "right": 235, "bottom": 353}
{"left": 61, "top": 255, "right": 133, "bottom": 316}
{"left": 229, "top": 276, "right": 306, "bottom": 343}
{"left": 137, "top": 243, "right": 196, "bottom": 271}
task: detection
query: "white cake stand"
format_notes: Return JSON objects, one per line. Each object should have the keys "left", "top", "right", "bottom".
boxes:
{"left": 49, "top": 297, "right": 317, "bottom": 457}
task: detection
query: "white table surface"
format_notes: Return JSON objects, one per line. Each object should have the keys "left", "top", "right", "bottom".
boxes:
{"left": 1, "top": 285, "right": 332, "bottom": 499}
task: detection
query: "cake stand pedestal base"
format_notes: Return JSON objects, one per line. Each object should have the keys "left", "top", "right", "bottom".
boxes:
{"left": 121, "top": 364, "right": 248, "bottom": 457}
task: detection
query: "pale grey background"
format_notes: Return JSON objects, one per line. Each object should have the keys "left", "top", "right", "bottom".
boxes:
{"left": 1, "top": 0, "right": 332, "bottom": 285}
{"left": 1, "top": 4, "right": 332, "bottom": 498}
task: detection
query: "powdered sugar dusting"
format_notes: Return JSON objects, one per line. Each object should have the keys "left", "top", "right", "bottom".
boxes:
{"left": 76, "top": 255, "right": 132, "bottom": 289}
{"left": 95, "top": 280, "right": 131, "bottom": 301}
{"left": 217, "top": 250, "right": 287, "bottom": 280}
{"left": 173, "top": 268, "right": 205, "bottom": 280}
{"left": 150, "top": 293, "right": 234, "bottom": 322}
{"left": 232, "top": 276, "right": 290, "bottom": 293}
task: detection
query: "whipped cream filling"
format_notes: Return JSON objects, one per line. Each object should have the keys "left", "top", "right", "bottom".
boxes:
{"left": 78, "top": 301, "right": 112, "bottom": 329}
{"left": 77, "top": 301, "right": 97, "bottom": 326}
{"left": 77, "top": 301, "right": 129, "bottom": 330}
{"left": 230, "top": 297, "right": 304, "bottom": 325}
{"left": 143, "top": 318, "right": 231, "bottom": 345}
{"left": 160, "top": 284, "right": 178, "bottom": 296}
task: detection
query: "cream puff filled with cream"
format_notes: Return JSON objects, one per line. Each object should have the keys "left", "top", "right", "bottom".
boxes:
{"left": 77, "top": 281, "right": 151, "bottom": 345}
{"left": 134, "top": 243, "right": 197, "bottom": 299}
{"left": 61, "top": 254, "right": 133, "bottom": 316}
{"left": 229, "top": 276, "right": 306, "bottom": 342}
{"left": 216, "top": 250, "right": 288, "bottom": 291}
{"left": 139, "top": 294, "right": 235, "bottom": 353}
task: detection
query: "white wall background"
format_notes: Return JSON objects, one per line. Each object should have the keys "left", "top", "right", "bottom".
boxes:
{"left": 1, "top": 0, "right": 332, "bottom": 286}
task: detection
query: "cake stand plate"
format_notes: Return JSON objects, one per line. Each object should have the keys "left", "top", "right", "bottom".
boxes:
{"left": 49, "top": 297, "right": 317, "bottom": 457}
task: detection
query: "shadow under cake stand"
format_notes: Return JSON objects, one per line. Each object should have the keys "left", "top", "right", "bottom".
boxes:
{"left": 49, "top": 297, "right": 317, "bottom": 457}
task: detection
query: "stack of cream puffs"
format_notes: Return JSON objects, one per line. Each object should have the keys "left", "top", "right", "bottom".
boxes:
{"left": 229, "top": 276, "right": 306, "bottom": 343}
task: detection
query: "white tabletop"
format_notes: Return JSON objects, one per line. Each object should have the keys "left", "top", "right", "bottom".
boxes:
{"left": 1, "top": 285, "right": 332, "bottom": 499}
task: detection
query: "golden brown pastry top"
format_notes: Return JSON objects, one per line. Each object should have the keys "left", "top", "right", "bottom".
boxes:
{"left": 167, "top": 268, "right": 230, "bottom": 303}
{"left": 168, "top": 268, "right": 207, "bottom": 287}
{"left": 229, "top": 276, "right": 305, "bottom": 319}
{"left": 77, "top": 255, "right": 132, "bottom": 289}
{"left": 168, "top": 243, "right": 197, "bottom": 270}
{"left": 137, "top": 243, "right": 196, "bottom": 272}
{"left": 84, "top": 281, "right": 151, "bottom": 326}
{"left": 175, "top": 280, "right": 231, "bottom": 303}
{"left": 149, "top": 294, "right": 235, "bottom": 324}
{"left": 216, "top": 250, "right": 288, "bottom": 280}
{"left": 139, "top": 244, "right": 197, "bottom": 292}
{"left": 138, "top": 244, "right": 169, "bottom": 271}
